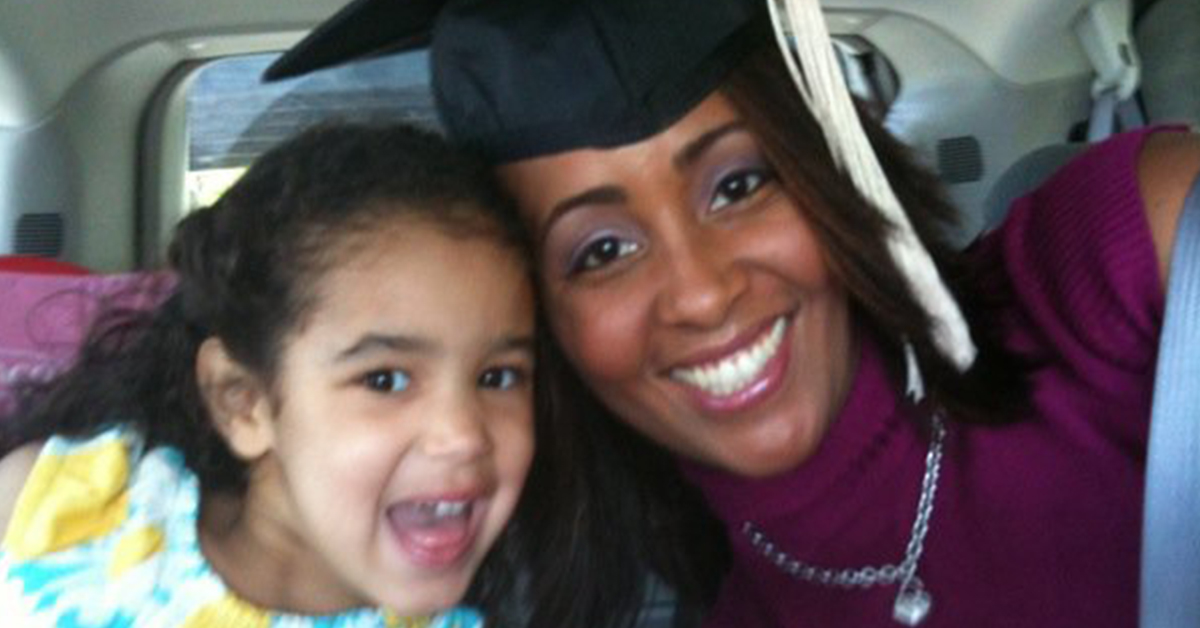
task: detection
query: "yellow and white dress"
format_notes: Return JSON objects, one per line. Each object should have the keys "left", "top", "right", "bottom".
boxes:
{"left": 0, "top": 427, "right": 484, "bottom": 628}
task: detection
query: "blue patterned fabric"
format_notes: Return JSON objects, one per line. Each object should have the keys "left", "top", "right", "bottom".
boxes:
{"left": 0, "top": 427, "right": 485, "bottom": 628}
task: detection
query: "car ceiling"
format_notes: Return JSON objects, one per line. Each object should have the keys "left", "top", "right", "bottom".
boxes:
{"left": 0, "top": 0, "right": 1125, "bottom": 127}
{"left": 0, "top": 0, "right": 341, "bottom": 126}
{"left": 825, "top": 0, "right": 1098, "bottom": 84}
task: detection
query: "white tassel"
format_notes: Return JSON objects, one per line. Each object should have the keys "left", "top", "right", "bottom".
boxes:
{"left": 904, "top": 341, "right": 926, "bottom": 401}
{"left": 765, "top": 0, "right": 977, "bottom": 371}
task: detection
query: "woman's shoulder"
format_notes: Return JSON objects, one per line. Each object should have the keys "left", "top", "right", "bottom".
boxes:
{"left": 972, "top": 127, "right": 1197, "bottom": 379}
{"left": 1137, "top": 129, "right": 1200, "bottom": 285}
{"left": 1038, "top": 125, "right": 1200, "bottom": 280}
{"left": 1001, "top": 126, "right": 1200, "bottom": 307}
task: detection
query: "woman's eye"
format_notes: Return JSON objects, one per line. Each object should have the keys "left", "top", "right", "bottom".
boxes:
{"left": 569, "top": 235, "right": 641, "bottom": 275}
{"left": 710, "top": 169, "right": 772, "bottom": 213}
{"left": 363, "top": 369, "right": 411, "bottom": 393}
{"left": 478, "top": 366, "right": 526, "bottom": 390}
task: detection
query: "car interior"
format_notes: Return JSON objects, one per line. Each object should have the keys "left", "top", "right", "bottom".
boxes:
{"left": 0, "top": 0, "right": 1194, "bottom": 273}
{"left": 0, "top": 0, "right": 1196, "bottom": 625}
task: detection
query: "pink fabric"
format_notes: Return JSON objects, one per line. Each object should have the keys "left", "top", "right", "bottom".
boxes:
{"left": 0, "top": 271, "right": 173, "bottom": 417}
{"left": 682, "top": 126, "right": 1179, "bottom": 627}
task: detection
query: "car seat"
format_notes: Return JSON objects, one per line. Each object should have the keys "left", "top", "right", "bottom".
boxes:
{"left": 981, "top": 0, "right": 1145, "bottom": 235}
{"left": 980, "top": 143, "right": 1090, "bottom": 234}
{"left": 0, "top": 259, "right": 171, "bottom": 418}
{"left": 1136, "top": 0, "right": 1200, "bottom": 127}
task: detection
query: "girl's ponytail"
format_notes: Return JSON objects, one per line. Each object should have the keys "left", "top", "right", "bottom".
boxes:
{"left": 0, "top": 201, "right": 253, "bottom": 488}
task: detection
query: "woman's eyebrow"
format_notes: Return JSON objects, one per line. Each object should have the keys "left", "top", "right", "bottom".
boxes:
{"left": 674, "top": 120, "right": 745, "bottom": 170}
{"left": 540, "top": 120, "right": 744, "bottom": 240}
{"left": 542, "top": 186, "right": 627, "bottom": 241}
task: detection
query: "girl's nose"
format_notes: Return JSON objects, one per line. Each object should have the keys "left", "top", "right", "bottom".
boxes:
{"left": 420, "top": 394, "right": 492, "bottom": 460}
{"left": 654, "top": 228, "right": 747, "bottom": 329}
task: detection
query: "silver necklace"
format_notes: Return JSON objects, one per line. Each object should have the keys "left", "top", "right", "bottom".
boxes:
{"left": 742, "top": 345, "right": 945, "bottom": 626}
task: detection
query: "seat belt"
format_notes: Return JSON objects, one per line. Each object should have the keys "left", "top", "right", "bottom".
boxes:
{"left": 1073, "top": 0, "right": 1143, "bottom": 141}
{"left": 1088, "top": 90, "right": 1147, "bottom": 141}
{"left": 1140, "top": 172, "right": 1200, "bottom": 627}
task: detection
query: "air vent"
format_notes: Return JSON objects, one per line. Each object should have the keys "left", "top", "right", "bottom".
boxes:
{"left": 14, "top": 213, "right": 64, "bottom": 257}
{"left": 936, "top": 136, "right": 984, "bottom": 184}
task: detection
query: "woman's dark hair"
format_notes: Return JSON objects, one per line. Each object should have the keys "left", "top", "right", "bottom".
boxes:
{"left": 0, "top": 122, "right": 570, "bottom": 621}
{"left": 526, "top": 25, "right": 1030, "bottom": 627}
{"left": 723, "top": 35, "right": 1028, "bottom": 423}
{"left": 503, "top": 337, "right": 730, "bottom": 628}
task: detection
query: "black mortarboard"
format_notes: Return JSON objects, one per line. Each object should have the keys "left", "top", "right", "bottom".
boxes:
{"left": 266, "top": 0, "right": 762, "bottom": 161}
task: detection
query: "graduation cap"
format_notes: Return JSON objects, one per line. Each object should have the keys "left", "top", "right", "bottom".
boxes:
{"left": 263, "top": 0, "right": 441, "bottom": 82}
{"left": 267, "top": 0, "right": 763, "bottom": 162}
{"left": 267, "top": 0, "right": 977, "bottom": 371}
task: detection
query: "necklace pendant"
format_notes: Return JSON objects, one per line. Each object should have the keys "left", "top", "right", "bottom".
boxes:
{"left": 892, "top": 587, "right": 932, "bottom": 626}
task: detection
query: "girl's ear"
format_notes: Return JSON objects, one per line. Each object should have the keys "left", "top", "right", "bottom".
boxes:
{"left": 196, "top": 337, "right": 275, "bottom": 460}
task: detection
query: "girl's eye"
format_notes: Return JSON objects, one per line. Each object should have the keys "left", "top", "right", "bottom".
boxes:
{"left": 363, "top": 369, "right": 411, "bottom": 393}
{"left": 710, "top": 168, "right": 772, "bottom": 213}
{"left": 478, "top": 366, "right": 526, "bottom": 390}
{"left": 568, "top": 235, "right": 642, "bottom": 275}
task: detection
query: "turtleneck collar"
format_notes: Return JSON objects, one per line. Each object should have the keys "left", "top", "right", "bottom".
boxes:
{"left": 678, "top": 331, "right": 917, "bottom": 524}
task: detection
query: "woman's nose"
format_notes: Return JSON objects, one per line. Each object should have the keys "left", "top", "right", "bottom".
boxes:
{"left": 420, "top": 393, "right": 492, "bottom": 460}
{"left": 654, "top": 228, "right": 747, "bottom": 329}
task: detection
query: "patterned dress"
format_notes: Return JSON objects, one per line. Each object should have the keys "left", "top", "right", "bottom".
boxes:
{"left": 0, "top": 427, "right": 485, "bottom": 628}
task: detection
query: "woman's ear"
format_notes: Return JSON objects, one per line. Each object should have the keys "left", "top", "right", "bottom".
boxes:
{"left": 196, "top": 337, "right": 275, "bottom": 460}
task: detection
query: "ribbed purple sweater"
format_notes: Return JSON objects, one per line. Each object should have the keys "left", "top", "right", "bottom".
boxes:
{"left": 683, "top": 127, "right": 1174, "bottom": 627}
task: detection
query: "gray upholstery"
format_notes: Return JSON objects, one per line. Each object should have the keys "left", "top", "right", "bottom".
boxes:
{"left": 1137, "top": 0, "right": 1200, "bottom": 126}
{"left": 984, "top": 0, "right": 1198, "bottom": 235}
{"left": 981, "top": 143, "right": 1089, "bottom": 233}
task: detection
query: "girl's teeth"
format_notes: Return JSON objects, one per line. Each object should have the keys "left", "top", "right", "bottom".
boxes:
{"left": 671, "top": 317, "right": 786, "bottom": 397}
{"left": 434, "top": 501, "right": 467, "bottom": 517}
{"left": 411, "top": 500, "right": 471, "bottom": 521}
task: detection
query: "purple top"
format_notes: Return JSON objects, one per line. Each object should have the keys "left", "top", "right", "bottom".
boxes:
{"left": 682, "top": 127, "right": 1174, "bottom": 627}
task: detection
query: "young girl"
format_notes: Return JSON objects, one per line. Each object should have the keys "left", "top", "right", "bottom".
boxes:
{"left": 0, "top": 122, "right": 539, "bottom": 626}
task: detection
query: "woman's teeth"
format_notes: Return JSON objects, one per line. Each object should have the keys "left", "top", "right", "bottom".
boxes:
{"left": 671, "top": 317, "right": 786, "bottom": 397}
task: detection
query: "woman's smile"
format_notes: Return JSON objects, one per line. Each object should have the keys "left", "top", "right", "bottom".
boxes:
{"left": 668, "top": 314, "right": 792, "bottom": 412}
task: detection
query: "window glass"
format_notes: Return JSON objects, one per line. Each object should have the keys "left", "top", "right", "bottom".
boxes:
{"left": 185, "top": 50, "right": 435, "bottom": 209}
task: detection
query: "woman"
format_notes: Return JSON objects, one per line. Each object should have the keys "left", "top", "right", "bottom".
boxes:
{"left": 268, "top": 0, "right": 1200, "bottom": 625}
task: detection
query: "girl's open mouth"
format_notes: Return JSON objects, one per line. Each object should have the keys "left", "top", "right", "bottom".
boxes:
{"left": 386, "top": 499, "right": 480, "bottom": 569}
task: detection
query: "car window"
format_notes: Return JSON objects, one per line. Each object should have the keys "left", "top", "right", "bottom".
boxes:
{"left": 185, "top": 50, "right": 437, "bottom": 210}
